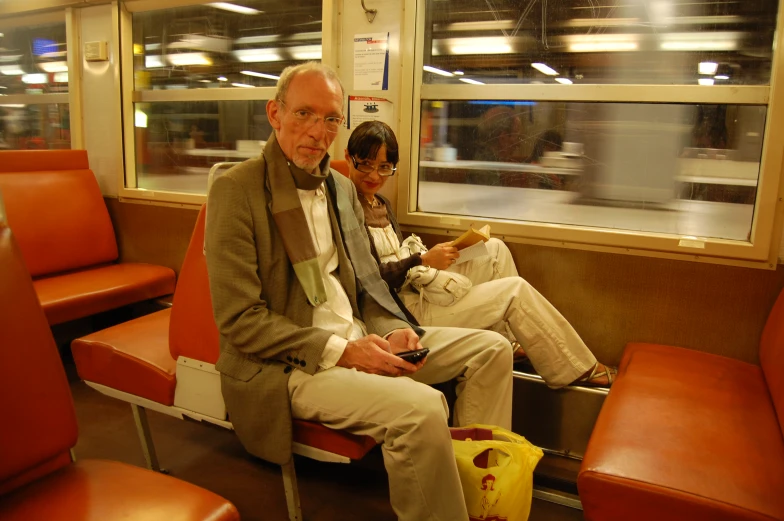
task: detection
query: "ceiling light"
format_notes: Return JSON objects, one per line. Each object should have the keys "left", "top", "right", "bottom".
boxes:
{"left": 555, "top": 77, "right": 573, "bottom": 84}
{"left": 167, "top": 53, "right": 212, "bottom": 66}
{"left": 233, "top": 48, "right": 282, "bottom": 63}
{"left": 207, "top": 2, "right": 261, "bottom": 15}
{"left": 569, "top": 41, "right": 638, "bottom": 52}
{"left": 698, "top": 78, "right": 714, "bottom": 86}
{"left": 0, "top": 66, "right": 25, "bottom": 75}
{"left": 453, "top": 71, "right": 464, "bottom": 76}
{"left": 531, "top": 63, "right": 558, "bottom": 76}
{"left": 135, "top": 110, "right": 148, "bottom": 128}
{"left": 423, "top": 65, "right": 453, "bottom": 77}
{"left": 459, "top": 78, "right": 485, "bottom": 85}
{"left": 232, "top": 82, "right": 254, "bottom": 88}
{"left": 290, "top": 45, "right": 322, "bottom": 61}
{"left": 217, "top": 76, "right": 228, "bottom": 81}
{"left": 698, "top": 62, "right": 718, "bottom": 75}
{"left": 198, "top": 79, "right": 212, "bottom": 83}
{"left": 241, "top": 70, "right": 280, "bottom": 80}
{"left": 22, "top": 73, "right": 47, "bottom": 84}
{"left": 714, "top": 75, "right": 730, "bottom": 80}
{"left": 660, "top": 33, "right": 739, "bottom": 51}
{"left": 448, "top": 37, "right": 513, "bottom": 55}
{"left": 53, "top": 72, "right": 69, "bottom": 83}
{"left": 39, "top": 61, "right": 68, "bottom": 73}
{"left": 145, "top": 56, "right": 164, "bottom": 68}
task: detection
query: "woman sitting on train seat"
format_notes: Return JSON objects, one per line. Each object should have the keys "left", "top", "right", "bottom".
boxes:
{"left": 343, "top": 121, "right": 616, "bottom": 388}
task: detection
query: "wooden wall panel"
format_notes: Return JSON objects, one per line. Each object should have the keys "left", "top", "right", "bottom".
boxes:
{"left": 104, "top": 197, "right": 784, "bottom": 366}
{"left": 104, "top": 197, "right": 199, "bottom": 277}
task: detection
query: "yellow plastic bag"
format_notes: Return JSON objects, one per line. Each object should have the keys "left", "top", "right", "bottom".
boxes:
{"left": 451, "top": 424, "right": 544, "bottom": 521}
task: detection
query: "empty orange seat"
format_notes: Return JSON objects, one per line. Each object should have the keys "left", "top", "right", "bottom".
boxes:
{"left": 72, "top": 309, "right": 175, "bottom": 405}
{"left": 578, "top": 288, "right": 784, "bottom": 521}
{"left": 0, "top": 150, "right": 175, "bottom": 325}
{"left": 0, "top": 206, "right": 239, "bottom": 521}
{"left": 34, "top": 264, "right": 176, "bottom": 326}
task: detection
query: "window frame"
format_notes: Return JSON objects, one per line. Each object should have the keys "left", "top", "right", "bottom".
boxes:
{"left": 118, "top": 0, "right": 339, "bottom": 206}
{"left": 398, "top": 0, "right": 784, "bottom": 269}
{"left": 0, "top": 9, "right": 83, "bottom": 150}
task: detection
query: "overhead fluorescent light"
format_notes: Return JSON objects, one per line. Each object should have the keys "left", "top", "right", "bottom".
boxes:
{"left": 532, "top": 63, "right": 558, "bottom": 76}
{"left": 217, "top": 76, "right": 228, "bottom": 81}
{"left": 448, "top": 37, "right": 513, "bottom": 55}
{"left": 570, "top": 41, "right": 637, "bottom": 52}
{"left": 0, "top": 104, "right": 25, "bottom": 108}
{"left": 453, "top": 71, "right": 464, "bottom": 76}
{"left": 135, "top": 110, "right": 148, "bottom": 128}
{"left": 241, "top": 70, "right": 280, "bottom": 80}
{"left": 714, "top": 75, "right": 730, "bottom": 80}
{"left": 198, "top": 79, "right": 212, "bottom": 83}
{"left": 660, "top": 32, "right": 739, "bottom": 51}
{"left": 168, "top": 53, "right": 212, "bottom": 66}
{"left": 233, "top": 48, "right": 282, "bottom": 63}
{"left": 145, "top": 56, "right": 164, "bottom": 68}
{"left": 39, "top": 61, "right": 68, "bottom": 73}
{"left": 698, "top": 62, "right": 718, "bottom": 75}
{"left": 232, "top": 82, "right": 254, "bottom": 88}
{"left": 459, "top": 78, "right": 485, "bottom": 85}
{"left": 0, "top": 54, "right": 22, "bottom": 63}
{"left": 290, "top": 45, "right": 322, "bottom": 61}
{"left": 53, "top": 72, "right": 69, "bottom": 83}
{"left": 22, "top": 73, "right": 47, "bottom": 84}
{"left": 698, "top": 78, "right": 715, "bottom": 86}
{"left": 0, "top": 66, "right": 24, "bottom": 75}
{"left": 207, "top": 2, "right": 261, "bottom": 15}
{"left": 555, "top": 77, "right": 573, "bottom": 84}
{"left": 423, "top": 65, "right": 453, "bottom": 77}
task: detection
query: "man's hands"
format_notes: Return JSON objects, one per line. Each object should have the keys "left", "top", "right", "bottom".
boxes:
{"left": 421, "top": 242, "right": 459, "bottom": 270}
{"left": 336, "top": 329, "right": 427, "bottom": 376}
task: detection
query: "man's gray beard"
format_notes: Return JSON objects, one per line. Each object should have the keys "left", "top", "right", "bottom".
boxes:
{"left": 293, "top": 157, "right": 320, "bottom": 174}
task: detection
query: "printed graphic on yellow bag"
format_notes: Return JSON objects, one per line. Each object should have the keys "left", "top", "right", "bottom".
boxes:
{"left": 451, "top": 424, "right": 544, "bottom": 521}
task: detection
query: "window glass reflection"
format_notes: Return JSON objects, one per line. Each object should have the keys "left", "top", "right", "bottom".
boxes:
{"left": 132, "top": 0, "right": 322, "bottom": 90}
{"left": 0, "top": 104, "right": 70, "bottom": 149}
{"left": 134, "top": 100, "right": 271, "bottom": 194}
{"left": 423, "top": 0, "right": 777, "bottom": 86}
{"left": 418, "top": 100, "right": 765, "bottom": 240}
{"left": 0, "top": 23, "right": 69, "bottom": 95}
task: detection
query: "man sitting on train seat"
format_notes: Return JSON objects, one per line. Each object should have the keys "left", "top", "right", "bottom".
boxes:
{"left": 204, "top": 62, "right": 513, "bottom": 521}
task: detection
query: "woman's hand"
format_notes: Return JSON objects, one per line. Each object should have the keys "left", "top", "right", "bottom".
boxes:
{"left": 421, "top": 242, "right": 459, "bottom": 270}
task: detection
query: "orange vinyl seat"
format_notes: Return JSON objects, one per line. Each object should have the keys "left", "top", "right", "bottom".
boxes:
{"left": 0, "top": 209, "right": 239, "bottom": 521}
{"left": 330, "top": 159, "right": 350, "bottom": 177}
{"left": 578, "top": 291, "right": 784, "bottom": 521}
{"left": 72, "top": 203, "right": 377, "bottom": 519}
{"left": 0, "top": 150, "right": 175, "bottom": 325}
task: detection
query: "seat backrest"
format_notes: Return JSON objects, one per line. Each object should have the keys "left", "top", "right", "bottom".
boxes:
{"left": 0, "top": 203, "right": 78, "bottom": 494}
{"left": 760, "top": 287, "right": 784, "bottom": 432}
{"left": 169, "top": 205, "right": 220, "bottom": 364}
{"left": 330, "top": 159, "right": 350, "bottom": 178}
{"left": 0, "top": 150, "right": 118, "bottom": 277}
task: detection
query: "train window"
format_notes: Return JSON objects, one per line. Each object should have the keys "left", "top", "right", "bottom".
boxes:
{"left": 0, "top": 22, "right": 70, "bottom": 150}
{"left": 402, "top": 0, "right": 784, "bottom": 266}
{"left": 123, "top": 0, "right": 323, "bottom": 198}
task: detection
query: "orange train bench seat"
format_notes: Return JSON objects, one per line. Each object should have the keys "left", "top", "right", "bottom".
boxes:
{"left": 578, "top": 290, "right": 784, "bottom": 521}
{"left": 0, "top": 150, "right": 175, "bottom": 325}
{"left": 0, "top": 206, "right": 239, "bottom": 521}
{"left": 71, "top": 203, "right": 377, "bottom": 521}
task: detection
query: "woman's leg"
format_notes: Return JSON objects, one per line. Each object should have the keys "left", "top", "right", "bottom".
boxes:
{"left": 449, "top": 238, "right": 518, "bottom": 284}
{"left": 402, "top": 277, "right": 597, "bottom": 388}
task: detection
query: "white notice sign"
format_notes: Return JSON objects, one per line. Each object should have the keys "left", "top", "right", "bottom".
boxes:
{"left": 354, "top": 32, "right": 389, "bottom": 91}
{"left": 348, "top": 96, "right": 393, "bottom": 130}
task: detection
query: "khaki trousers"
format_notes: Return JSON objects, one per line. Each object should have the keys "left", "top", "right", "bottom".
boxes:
{"left": 402, "top": 238, "right": 596, "bottom": 388}
{"left": 288, "top": 326, "right": 513, "bottom": 521}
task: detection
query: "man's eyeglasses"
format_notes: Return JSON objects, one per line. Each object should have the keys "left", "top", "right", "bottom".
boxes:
{"left": 350, "top": 156, "right": 397, "bottom": 177}
{"left": 277, "top": 99, "right": 345, "bottom": 134}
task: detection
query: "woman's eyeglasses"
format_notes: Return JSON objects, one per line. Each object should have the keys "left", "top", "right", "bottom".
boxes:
{"left": 350, "top": 156, "right": 397, "bottom": 176}
{"left": 277, "top": 99, "right": 345, "bottom": 134}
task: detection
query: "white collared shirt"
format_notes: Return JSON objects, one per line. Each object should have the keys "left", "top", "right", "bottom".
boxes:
{"left": 297, "top": 185, "right": 365, "bottom": 369}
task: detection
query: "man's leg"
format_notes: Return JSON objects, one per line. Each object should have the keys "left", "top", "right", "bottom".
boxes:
{"left": 406, "top": 327, "right": 513, "bottom": 430}
{"left": 288, "top": 368, "right": 469, "bottom": 521}
{"left": 404, "top": 278, "right": 596, "bottom": 388}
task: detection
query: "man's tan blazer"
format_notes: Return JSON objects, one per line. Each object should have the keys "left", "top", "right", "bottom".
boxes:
{"left": 205, "top": 146, "right": 408, "bottom": 465}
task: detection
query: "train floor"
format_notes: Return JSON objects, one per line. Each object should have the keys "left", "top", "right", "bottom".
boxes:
{"left": 66, "top": 358, "right": 585, "bottom": 521}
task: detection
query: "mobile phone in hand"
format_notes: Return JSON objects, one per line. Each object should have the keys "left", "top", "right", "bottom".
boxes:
{"left": 396, "top": 348, "right": 430, "bottom": 363}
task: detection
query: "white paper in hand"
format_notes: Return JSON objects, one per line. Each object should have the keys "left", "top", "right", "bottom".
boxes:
{"left": 454, "top": 240, "right": 489, "bottom": 265}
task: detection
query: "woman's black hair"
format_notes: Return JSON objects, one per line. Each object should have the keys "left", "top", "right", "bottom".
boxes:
{"left": 346, "top": 121, "right": 399, "bottom": 165}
